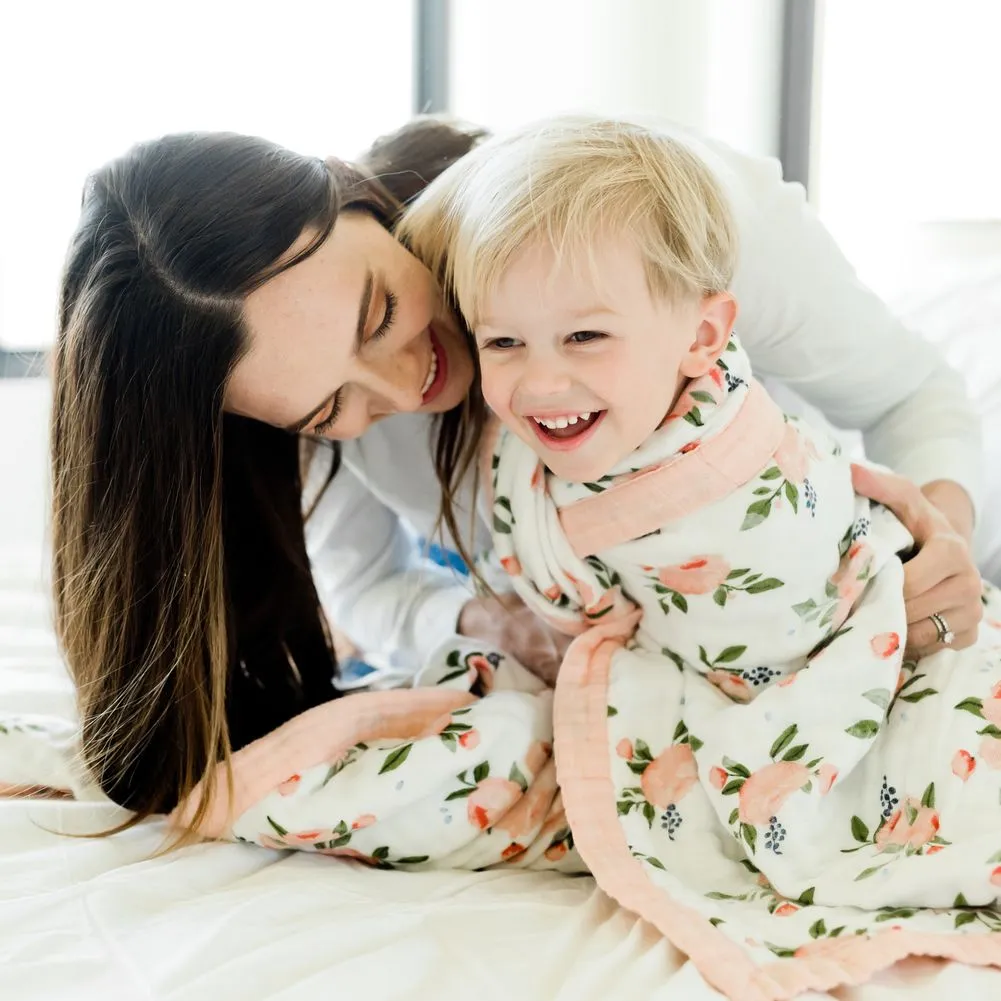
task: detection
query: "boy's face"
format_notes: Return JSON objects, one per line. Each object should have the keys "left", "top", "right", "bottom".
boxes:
{"left": 474, "top": 235, "right": 733, "bottom": 483}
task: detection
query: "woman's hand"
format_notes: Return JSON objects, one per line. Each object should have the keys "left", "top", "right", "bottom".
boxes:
{"left": 458, "top": 591, "right": 571, "bottom": 687}
{"left": 851, "top": 465, "right": 982, "bottom": 658}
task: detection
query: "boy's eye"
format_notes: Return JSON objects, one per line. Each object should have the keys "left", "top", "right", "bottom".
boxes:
{"left": 568, "top": 330, "right": 606, "bottom": 344}
{"left": 482, "top": 336, "right": 521, "bottom": 350}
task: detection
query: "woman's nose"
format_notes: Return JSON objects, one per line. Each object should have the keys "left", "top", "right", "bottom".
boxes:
{"left": 360, "top": 347, "right": 426, "bottom": 416}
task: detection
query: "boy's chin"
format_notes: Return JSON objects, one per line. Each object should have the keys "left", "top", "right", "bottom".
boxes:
{"left": 512, "top": 425, "right": 626, "bottom": 484}
{"left": 537, "top": 450, "right": 622, "bottom": 486}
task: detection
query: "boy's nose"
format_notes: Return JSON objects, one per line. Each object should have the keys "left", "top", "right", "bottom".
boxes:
{"left": 516, "top": 352, "right": 573, "bottom": 401}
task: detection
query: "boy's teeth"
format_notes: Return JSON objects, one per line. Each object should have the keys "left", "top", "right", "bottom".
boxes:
{"left": 534, "top": 412, "right": 592, "bottom": 430}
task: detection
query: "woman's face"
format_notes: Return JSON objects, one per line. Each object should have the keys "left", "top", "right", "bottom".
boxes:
{"left": 227, "top": 212, "right": 473, "bottom": 440}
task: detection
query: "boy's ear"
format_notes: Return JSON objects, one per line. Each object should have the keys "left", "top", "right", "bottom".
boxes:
{"left": 679, "top": 293, "right": 737, "bottom": 379}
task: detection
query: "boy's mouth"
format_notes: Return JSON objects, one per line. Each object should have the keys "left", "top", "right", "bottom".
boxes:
{"left": 528, "top": 411, "right": 605, "bottom": 450}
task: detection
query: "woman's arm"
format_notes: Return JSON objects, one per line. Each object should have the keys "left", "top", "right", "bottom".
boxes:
{"left": 714, "top": 142, "right": 984, "bottom": 523}
{"left": 702, "top": 137, "right": 984, "bottom": 654}
{"left": 307, "top": 455, "right": 575, "bottom": 685}
{"left": 305, "top": 457, "right": 473, "bottom": 685}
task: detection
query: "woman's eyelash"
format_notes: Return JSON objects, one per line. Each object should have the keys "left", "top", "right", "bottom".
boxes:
{"left": 310, "top": 289, "right": 397, "bottom": 436}
{"left": 372, "top": 289, "right": 397, "bottom": 340}
{"left": 313, "top": 393, "right": 342, "bottom": 435}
